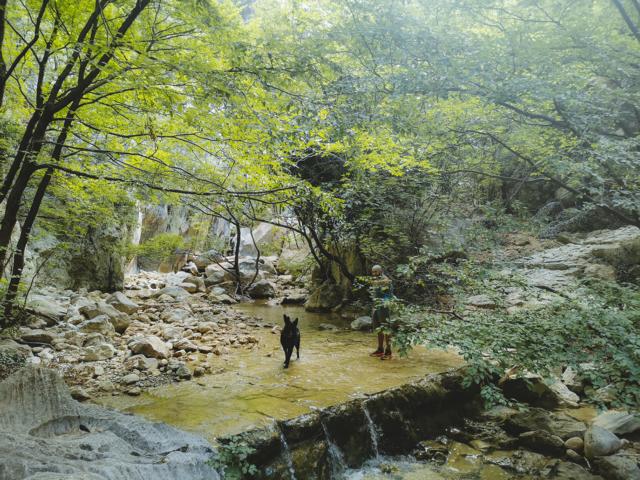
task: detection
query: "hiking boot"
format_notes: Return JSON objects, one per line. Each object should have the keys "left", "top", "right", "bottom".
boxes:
{"left": 370, "top": 349, "right": 384, "bottom": 357}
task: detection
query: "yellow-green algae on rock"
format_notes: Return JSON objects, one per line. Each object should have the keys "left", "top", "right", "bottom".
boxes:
{"left": 97, "top": 303, "right": 462, "bottom": 442}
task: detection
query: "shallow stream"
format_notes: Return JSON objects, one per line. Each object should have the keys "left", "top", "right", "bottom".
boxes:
{"left": 97, "top": 302, "right": 462, "bottom": 442}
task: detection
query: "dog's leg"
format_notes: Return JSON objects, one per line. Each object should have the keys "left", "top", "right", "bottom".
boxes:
{"left": 295, "top": 342, "right": 300, "bottom": 359}
{"left": 284, "top": 346, "right": 292, "bottom": 368}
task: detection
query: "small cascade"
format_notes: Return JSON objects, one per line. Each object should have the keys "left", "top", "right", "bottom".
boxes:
{"left": 362, "top": 402, "right": 379, "bottom": 459}
{"left": 320, "top": 417, "right": 347, "bottom": 479}
{"left": 276, "top": 424, "right": 297, "bottom": 480}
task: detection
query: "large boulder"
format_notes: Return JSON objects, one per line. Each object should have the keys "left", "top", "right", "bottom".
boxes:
{"left": 128, "top": 336, "right": 171, "bottom": 359}
{"left": 19, "top": 329, "right": 57, "bottom": 345}
{"left": 584, "top": 425, "right": 624, "bottom": 459}
{"left": 25, "top": 295, "right": 66, "bottom": 324}
{"left": 106, "top": 291, "right": 139, "bottom": 315}
{"left": 80, "top": 343, "right": 117, "bottom": 362}
{"left": 247, "top": 280, "right": 276, "bottom": 299}
{"left": 79, "top": 302, "right": 130, "bottom": 334}
{"left": 194, "top": 250, "right": 225, "bottom": 270}
{"left": 501, "top": 374, "right": 578, "bottom": 408}
{"left": 305, "top": 281, "right": 343, "bottom": 312}
{"left": 505, "top": 408, "right": 586, "bottom": 440}
{"left": 68, "top": 223, "right": 126, "bottom": 292}
{"left": 350, "top": 316, "right": 373, "bottom": 331}
{"left": 518, "top": 430, "right": 565, "bottom": 456}
{"left": 0, "top": 366, "right": 218, "bottom": 479}
{"left": 153, "top": 286, "right": 191, "bottom": 300}
{"left": 77, "top": 315, "right": 116, "bottom": 336}
{"left": 593, "top": 454, "right": 640, "bottom": 480}
{"left": 593, "top": 411, "right": 640, "bottom": 436}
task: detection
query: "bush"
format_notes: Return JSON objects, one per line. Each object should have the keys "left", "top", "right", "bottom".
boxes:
{"left": 127, "top": 233, "right": 185, "bottom": 265}
{"left": 393, "top": 279, "right": 640, "bottom": 408}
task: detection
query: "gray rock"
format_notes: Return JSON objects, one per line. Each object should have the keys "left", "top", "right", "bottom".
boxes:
{"left": 501, "top": 374, "right": 578, "bottom": 408}
{"left": 281, "top": 291, "right": 307, "bottom": 304}
{"left": 80, "top": 343, "right": 116, "bottom": 362}
{"left": 26, "top": 295, "right": 66, "bottom": 324}
{"left": 173, "top": 338, "right": 199, "bottom": 352}
{"left": 79, "top": 302, "right": 130, "bottom": 334}
{"left": 584, "top": 425, "right": 624, "bottom": 459}
{"left": 161, "top": 308, "right": 192, "bottom": 324}
{"left": 247, "top": 279, "right": 276, "bottom": 298}
{"left": 175, "top": 363, "right": 192, "bottom": 380}
{"left": 505, "top": 407, "right": 586, "bottom": 440}
{"left": 69, "top": 386, "right": 91, "bottom": 401}
{"left": 593, "top": 411, "right": 640, "bottom": 436}
{"left": 518, "top": 430, "right": 565, "bottom": 456}
{"left": 124, "top": 355, "right": 158, "bottom": 371}
{"left": 318, "top": 323, "right": 338, "bottom": 331}
{"left": 465, "top": 294, "right": 497, "bottom": 309}
{"left": 20, "top": 329, "right": 57, "bottom": 345}
{"left": 83, "top": 332, "right": 106, "bottom": 347}
{"left": 549, "top": 379, "right": 580, "bottom": 406}
{"left": 128, "top": 335, "right": 170, "bottom": 359}
{"left": 78, "top": 315, "right": 116, "bottom": 336}
{"left": 550, "top": 460, "right": 604, "bottom": 480}
{"left": 593, "top": 454, "right": 640, "bottom": 480}
{"left": 305, "top": 281, "right": 343, "bottom": 312}
{"left": 153, "top": 286, "right": 191, "bottom": 300}
{"left": 0, "top": 366, "right": 218, "bottom": 480}
{"left": 106, "top": 291, "right": 140, "bottom": 314}
{"left": 183, "top": 275, "right": 206, "bottom": 292}
{"left": 565, "top": 436, "right": 584, "bottom": 453}
{"left": 350, "top": 316, "right": 373, "bottom": 331}
{"left": 208, "top": 293, "right": 236, "bottom": 304}
{"left": 179, "top": 282, "right": 199, "bottom": 294}
{"left": 160, "top": 325, "right": 183, "bottom": 340}
{"left": 204, "top": 269, "right": 226, "bottom": 285}
{"left": 122, "top": 373, "right": 140, "bottom": 385}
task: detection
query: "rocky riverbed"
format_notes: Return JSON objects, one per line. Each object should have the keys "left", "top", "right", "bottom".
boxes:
{"left": 0, "top": 255, "right": 308, "bottom": 400}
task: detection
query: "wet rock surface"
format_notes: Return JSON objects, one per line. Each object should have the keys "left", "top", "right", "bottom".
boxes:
{"left": 0, "top": 366, "right": 218, "bottom": 480}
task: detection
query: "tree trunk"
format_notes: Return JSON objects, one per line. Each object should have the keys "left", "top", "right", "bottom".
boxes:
{"left": 2, "top": 167, "right": 53, "bottom": 323}
{"left": 0, "top": 163, "right": 37, "bottom": 270}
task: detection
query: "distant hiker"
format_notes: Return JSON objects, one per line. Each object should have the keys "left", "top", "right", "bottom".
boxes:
{"left": 181, "top": 259, "right": 199, "bottom": 276}
{"left": 369, "top": 265, "right": 393, "bottom": 360}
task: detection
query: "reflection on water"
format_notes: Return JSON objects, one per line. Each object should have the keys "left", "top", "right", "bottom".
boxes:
{"left": 96, "top": 302, "right": 462, "bottom": 442}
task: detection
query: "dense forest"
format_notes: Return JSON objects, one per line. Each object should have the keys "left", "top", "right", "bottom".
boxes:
{"left": 1, "top": 1, "right": 640, "bottom": 479}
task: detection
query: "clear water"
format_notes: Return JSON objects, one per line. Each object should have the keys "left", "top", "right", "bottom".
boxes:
{"left": 96, "top": 302, "right": 462, "bottom": 442}
{"left": 346, "top": 447, "right": 526, "bottom": 480}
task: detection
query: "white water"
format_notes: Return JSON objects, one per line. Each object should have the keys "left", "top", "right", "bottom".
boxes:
{"left": 362, "top": 402, "right": 379, "bottom": 459}
{"left": 320, "top": 417, "right": 347, "bottom": 479}
{"left": 277, "top": 424, "right": 297, "bottom": 480}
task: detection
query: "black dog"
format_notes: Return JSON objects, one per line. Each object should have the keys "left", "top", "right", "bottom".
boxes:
{"left": 280, "top": 314, "right": 300, "bottom": 368}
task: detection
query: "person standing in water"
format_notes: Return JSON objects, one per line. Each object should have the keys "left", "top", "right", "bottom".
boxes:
{"left": 369, "top": 264, "right": 393, "bottom": 360}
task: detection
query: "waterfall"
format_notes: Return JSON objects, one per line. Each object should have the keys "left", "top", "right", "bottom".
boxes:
{"left": 362, "top": 402, "right": 379, "bottom": 459}
{"left": 277, "top": 424, "right": 297, "bottom": 480}
{"left": 320, "top": 417, "right": 347, "bottom": 479}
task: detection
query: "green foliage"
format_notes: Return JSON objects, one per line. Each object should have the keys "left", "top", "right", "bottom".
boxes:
{"left": 209, "top": 439, "right": 258, "bottom": 479}
{"left": 127, "top": 233, "right": 185, "bottom": 264}
{"left": 393, "top": 280, "right": 640, "bottom": 408}
{"left": 0, "top": 347, "right": 26, "bottom": 382}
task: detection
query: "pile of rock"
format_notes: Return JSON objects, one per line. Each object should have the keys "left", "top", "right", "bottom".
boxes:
{"left": 7, "top": 272, "right": 272, "bottom": 399}
{"left": 126, "top": 255, "right": 308, "bottom": 305}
